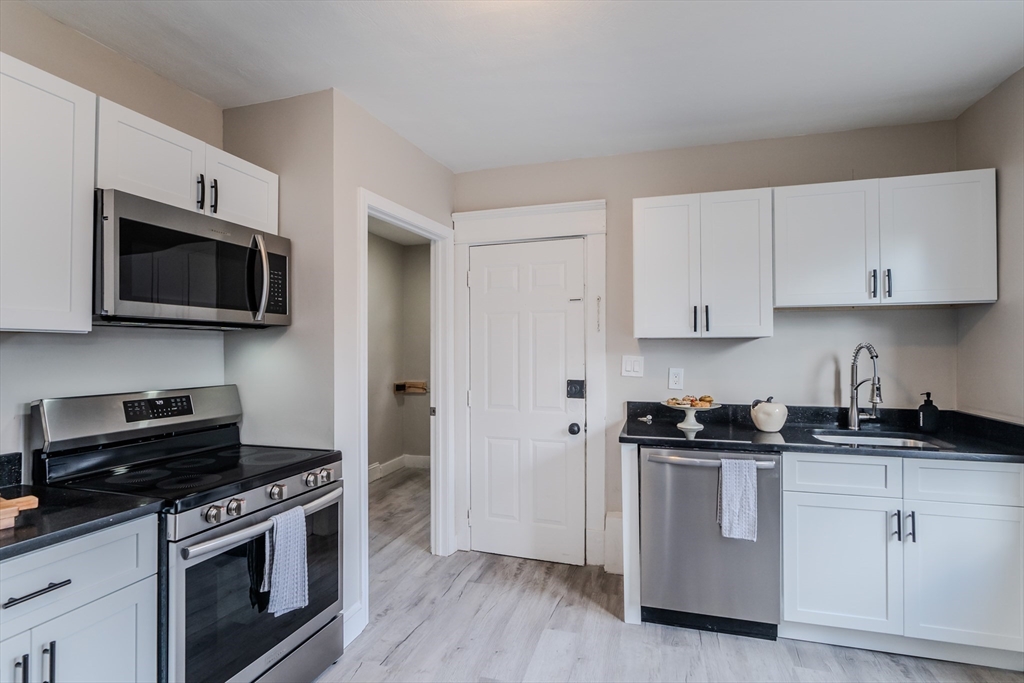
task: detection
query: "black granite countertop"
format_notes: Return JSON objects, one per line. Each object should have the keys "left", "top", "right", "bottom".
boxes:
{"left": 0, "top": 485, "right": 164, "bottom": 562}
{"left": 620, "top": 402, "right": 1024, "bottom": 463}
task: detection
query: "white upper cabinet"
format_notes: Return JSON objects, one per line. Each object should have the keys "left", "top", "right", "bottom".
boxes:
{"left": 0, "top": 53, "right": 96, "bottom": 333}
{"left": 205, "top": 146, "right": 279, "bottom": 234}
{"left": 880, "top": 169, "right": 996, "bottom": 304}
{"left": 774, "top": 179, "right": 880, "bottom": 307}
{"left": 97, "top": 98, "right": 279, "bottom": 234}
{"left": 700, "top": 188, "right": 773, "bottom": 337}
{"left": 774, "top": 170, "right": 996, "bottom": 308}
{"left": 633, "top": 194, "right": 702, "bottom": 338}
{"left": 633, "top": 189, "right": 772, "bottom": 338}
{"left": 97, "top": 98, "right": 206, "bottom": 213}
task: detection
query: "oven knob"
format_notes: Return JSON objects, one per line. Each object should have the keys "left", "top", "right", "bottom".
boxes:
{"left": 225, "top": 498, "right": 246, "bottom": 517}
{"left": 268, "top": 484, "right": 287, "bottom": 500}
{"left": 203, "top": 506, "right": 223, "bottom": 524}
{"left": 304, "top": 472, "right": 320, "bottom": 488}
{"left": 318, "top": 467, "right": 334, "bottom": 484}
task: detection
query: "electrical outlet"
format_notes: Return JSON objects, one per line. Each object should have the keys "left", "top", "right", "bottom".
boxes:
{"left": 668, "top": 368, "right": 684, "bottom": 390}
{"left": 621, "top": 355, "right": 644, "bottom": 377}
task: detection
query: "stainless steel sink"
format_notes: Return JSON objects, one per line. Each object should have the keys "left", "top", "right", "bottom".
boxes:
{"left": 811, "top": 430, "right": 952, "bottom": 450}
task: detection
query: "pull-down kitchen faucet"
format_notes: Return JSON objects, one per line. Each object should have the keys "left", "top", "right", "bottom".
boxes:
{"left": 850, "top": 343, "right": 883, "bottom": 430}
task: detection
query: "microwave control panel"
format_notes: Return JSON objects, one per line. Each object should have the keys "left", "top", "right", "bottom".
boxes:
{"left": 123, "top": 395, "right": 194, "bottom": 422}
{"left": 266, "top": 253, "right": 288, "bottom": 316}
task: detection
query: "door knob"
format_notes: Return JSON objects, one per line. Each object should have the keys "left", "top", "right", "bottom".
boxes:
{"left": 568, "top": 423, "right": 581, "bottom": 435}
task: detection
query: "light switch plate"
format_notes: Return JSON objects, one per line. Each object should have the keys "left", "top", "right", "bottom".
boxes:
{"left": 622, "top": 355, "right": 644, "bottom": 377}
{"left": 668, "top": 368, "right": 684, "bottom": 390}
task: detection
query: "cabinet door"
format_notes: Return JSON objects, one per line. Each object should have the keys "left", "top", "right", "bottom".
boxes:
{"left": 0, "top": 632, "right": 31, "bottom": 683}
{"left": 96, "top": 98, "right": 206, "bottom": 213}
{"left": 773, "top": 179, "right": 880, "bottom": 307}
{"left": 0, "top": 53, "right": 95, "bottom": 333}
{"left": 700, "top": 188, "right": 773, "bottom": 337}
{"left": 783, "top": 492, "right": 903, "bottom": 634}
{"left": 633, "top": 195, "right": 701, "bottom": 338}
{"left": 903, "top": 500, "right": 1023, "bottom": 651}
{"left": 879, "top": 169, "right": 996, "bottom": 304}
{"left": 30, "top": 576, "right": 156, "bottom": 683}
{"left": 205, "top": 146, "right": 279, "bottom": 234}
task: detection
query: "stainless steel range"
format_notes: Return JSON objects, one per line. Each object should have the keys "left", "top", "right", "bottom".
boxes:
{"left": 30, "top": 385, "right": 343, "bottom": 683}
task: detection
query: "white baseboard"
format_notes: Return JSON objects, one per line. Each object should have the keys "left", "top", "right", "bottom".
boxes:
{"left": 342, "top": 601, "right": 367, "bottom": 648}
{"left": 779, "top": 621, "right": 1024, "bottom": 671}
{"left": 586, "top": 528, "right": 605, "bottom": 566}
{"left": 368, "top": 453, "right": 430, "bottom": 482}
{"left": 604, "top": 511, "right": 623, "bottom": 574}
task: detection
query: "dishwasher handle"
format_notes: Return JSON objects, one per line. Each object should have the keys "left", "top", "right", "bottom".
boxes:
{"left": 648, "top": 453, "right": 776, "bottom": 469}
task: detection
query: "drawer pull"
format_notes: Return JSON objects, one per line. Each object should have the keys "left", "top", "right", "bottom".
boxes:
{"left": 2, "top": 579, "right": 72, "bottom": 609}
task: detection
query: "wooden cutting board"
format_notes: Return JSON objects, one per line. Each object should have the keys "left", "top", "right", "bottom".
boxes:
{"left": 0, "top": 495, "right": 39, "bottom": 529}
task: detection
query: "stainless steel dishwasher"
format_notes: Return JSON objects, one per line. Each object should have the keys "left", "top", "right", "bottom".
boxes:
{"left": 640, "top": 448, "right": 781, "bottom": 639}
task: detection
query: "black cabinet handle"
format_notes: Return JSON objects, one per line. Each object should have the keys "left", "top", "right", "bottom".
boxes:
{"left": 197, "top": 173, "right": 205, "bottom": 210}
{"left": 908, "top": 510, "right": 916, "bottom": 542}
{"left": 693, "top": 305, "right": 698, "bottom": 333}
{"left": 885, "top": 268, "right": 893, "bottom": 298}
{"left": 3, "top": 579, "right": 72, "bottom": 609}
{"left": 42, "top": 641, "right": 55, "bottom": 683}
{"left": 893, "top": 509, "right": 902, "bottom": 541}
{"left": 870, "top": 269, "right": 878, "bottom": 299}
{"left": 210, "top": 178, "right": 219, "bottom": 214}
{"left": 14, "top": 654, "right": 28, "bottom": 683}
{"left": 705, "top": 305, "right": 710, "bottom": 332}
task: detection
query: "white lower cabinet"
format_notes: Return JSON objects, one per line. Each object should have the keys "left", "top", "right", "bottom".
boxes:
{"left": 783, "top": 492, "right": 903, "bottom": 634}
{"left": 903, "top": 500, "right": 1024, "bottom": 651}
{"left": 783, "top": 455, "right": 1024, "bottom": 655}
{"left": 0, "top": 517, "right": 157, "bottom": 683}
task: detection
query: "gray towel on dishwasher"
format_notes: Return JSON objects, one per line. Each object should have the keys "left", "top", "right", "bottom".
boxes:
{"left": 717, "top": 459, "right": 758, "bottom": 541}
{"left": 261, "top": 506, "right": 308, "bottom": 616}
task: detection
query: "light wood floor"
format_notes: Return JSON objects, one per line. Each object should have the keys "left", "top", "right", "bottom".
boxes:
{"left": 321, "top": 468, "right": 1020, "bottom": 683}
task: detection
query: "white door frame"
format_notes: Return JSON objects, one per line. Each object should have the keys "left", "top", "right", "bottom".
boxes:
{"left": 452, "top": 200, "right": 608, "bottom": 565}
{"left": 354, "top": 188, "right": 456, "bottom": 636}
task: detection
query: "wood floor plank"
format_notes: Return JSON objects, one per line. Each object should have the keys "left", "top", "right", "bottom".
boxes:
{"left": 319, "top": 468, "right": 1020, "bottom": 683}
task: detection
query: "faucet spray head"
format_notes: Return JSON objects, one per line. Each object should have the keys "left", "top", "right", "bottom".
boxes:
{"left": 870, "top": 378, "right": 883, "bottom": 405}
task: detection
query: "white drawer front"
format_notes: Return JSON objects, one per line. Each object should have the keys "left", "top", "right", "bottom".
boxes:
{"left": 783, "top": 452, "right": 902, "bottom": 497}
{"left": 0, "top": 515, "right": 156, "bottom": 635}
{"left": 904, "top": 459, "right": 1024, "bottom": 507}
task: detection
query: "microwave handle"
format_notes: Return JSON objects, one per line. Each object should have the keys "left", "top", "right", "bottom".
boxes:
{"left": 253, "top": 234, "right": 270, "bottom": 322}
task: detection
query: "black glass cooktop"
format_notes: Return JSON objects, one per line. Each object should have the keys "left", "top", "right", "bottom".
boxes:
{"left": 63, "top": 445, "right": 340, "bottom": 511}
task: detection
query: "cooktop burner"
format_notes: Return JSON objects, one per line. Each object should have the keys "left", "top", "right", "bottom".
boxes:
{"left": 64, "top": 443, "right": 340, "bottom": 511}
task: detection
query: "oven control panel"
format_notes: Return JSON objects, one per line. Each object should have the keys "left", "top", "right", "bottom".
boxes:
{"left": 123, "top": 395, "right": 194, "bottom": 422}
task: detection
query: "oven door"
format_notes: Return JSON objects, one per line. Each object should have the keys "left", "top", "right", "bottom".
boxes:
{"left": 96, "top": 189, "right": 290, "bottom": 328}
{"left": 167, "top": 482, "right": 342, "bottom": 683}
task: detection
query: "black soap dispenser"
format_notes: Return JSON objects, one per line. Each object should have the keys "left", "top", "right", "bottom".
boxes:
{"left": 918, "top": 392, "right": 939, "bottom": 434}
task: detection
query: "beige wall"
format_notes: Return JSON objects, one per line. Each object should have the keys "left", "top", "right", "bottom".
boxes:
{"left": 401, "top": 244, "right": 432, "bottom": 458}
{"left": 223, "top": 90, "right": 336, "bottom": 450}
{"left": 0, "top": 0, "right": 222, "bottom": 146}
{"left": 0, "top": 0, "right": 227, "bottom": 467}
{"left": 955, "top": 68, "right": 1024, "bottom": 425}
{"left": 454, "top": 121, "right": 960, "bottom": 512}
{"left": 367, "top": 234, "right": 431, "bottom": 467}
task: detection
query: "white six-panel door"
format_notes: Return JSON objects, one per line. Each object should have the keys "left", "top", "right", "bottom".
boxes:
{"left": 0, "top": 53, "right": 96, "bottom": 333}
{"left": 469, "top": 238, "right": 586, "bottom": 565}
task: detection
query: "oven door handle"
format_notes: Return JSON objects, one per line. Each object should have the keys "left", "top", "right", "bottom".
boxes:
{"left": 181, "top": 485, "right": 342, "bottom": 561}
{"left": 253, "top": 233, "right": 270, "bottom": 322}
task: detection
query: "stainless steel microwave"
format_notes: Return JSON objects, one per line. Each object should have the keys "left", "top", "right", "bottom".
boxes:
{"left": 94, "top": 189, "right": 290, "bottom": 329}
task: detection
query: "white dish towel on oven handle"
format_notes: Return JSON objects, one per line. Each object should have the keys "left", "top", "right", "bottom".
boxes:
{"left": 261, "top": 506, "right": 309, "bottom": 616}
{"left": 717, "top": 458, "right": 758, "bottom": 541}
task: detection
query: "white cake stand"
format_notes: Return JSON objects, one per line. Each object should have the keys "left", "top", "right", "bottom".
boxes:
{"left": 661, "top": 402, "right": 723, "bottom": 431}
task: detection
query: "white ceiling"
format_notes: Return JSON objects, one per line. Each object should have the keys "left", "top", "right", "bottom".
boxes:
{"left": 29, "top": 0, "right": 1024, "bottom": 173}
